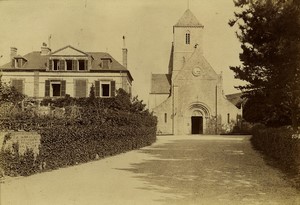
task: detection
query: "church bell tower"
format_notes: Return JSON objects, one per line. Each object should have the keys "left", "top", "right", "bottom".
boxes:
{"left": 172, "top": 9, "right": 204, "bottom": 81}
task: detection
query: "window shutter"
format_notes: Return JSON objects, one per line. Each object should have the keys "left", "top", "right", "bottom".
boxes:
{"left": 49, "top": 60, "right": 52, "bottom": 71}
{"left": 11, "top": 79, "right": 24, "bottom": 94}
{"left": 59, "top": 60, "right": 65, "bottom": 70}
{"left": 72, "top": 60, "right": 77, "bottom": 70}
{"left": 95, "top": 80, "right": 100, "bottom": 97}
{"left": 84, "top": 60, "right": 88, "bottom": 70}
{"left": 11, "top": 59, "right": 15, "bottom": 68}
{"left": 61, "top": 80, "right": 66, "bottom": 96}
{"left": 45, "top": 80, "right": 50, "bottom": 97}
{"left": 75, "top": 80, "right": 87, "bottom": 97}
{"left": 110, "top": 81, "right": 115, "bottom": 97}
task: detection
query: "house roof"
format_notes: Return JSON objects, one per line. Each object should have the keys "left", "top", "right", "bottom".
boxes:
{"left": 174, "top": 9, "right": 203, "bottom": 27}
{"left": 87, "top": 52, "right": 126, "bottom": 71}
{"left": 0, "top": 46, "right": 131, "bottom": 78}
{"left": 0, "top": 51, "right": 48, "bottom": 69}
{"left": 150, "top": 74, "right": 171, "bottom": 94}
{"left": 226, "top": 92, "right": 247, "bottom": 109}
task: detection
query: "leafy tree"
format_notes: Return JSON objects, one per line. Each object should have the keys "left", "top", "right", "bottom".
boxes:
{"left": 0, "top": 75, "right": 25, "bottom": 104}
{"left": 229, "top": 0, "right": 300, "bottom": 130}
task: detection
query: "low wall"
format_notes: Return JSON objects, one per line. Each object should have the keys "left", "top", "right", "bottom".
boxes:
{"left": 1, "top": 131, "right": 41, "bottom": 156}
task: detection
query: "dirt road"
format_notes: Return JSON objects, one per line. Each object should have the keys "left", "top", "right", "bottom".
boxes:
{"left": 1, "top": 135, "right": 299, "bottom": 205}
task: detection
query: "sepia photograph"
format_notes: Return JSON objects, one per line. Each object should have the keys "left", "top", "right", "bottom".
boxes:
{"left": 0, "top": 0, "right": 300, "bottom": 204}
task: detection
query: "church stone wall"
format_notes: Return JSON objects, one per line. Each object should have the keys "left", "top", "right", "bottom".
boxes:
{"left": 152, "top": 97, "right": 173, "bottom": 135}
{"left": 149, "top": 93, "right": 169, "bottom": 110}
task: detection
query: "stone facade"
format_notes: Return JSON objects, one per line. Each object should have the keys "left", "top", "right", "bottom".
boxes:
{"left": 149, "top": 9, "right": 241, "bottom": 135}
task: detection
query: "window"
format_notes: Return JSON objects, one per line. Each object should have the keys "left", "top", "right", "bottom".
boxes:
{"left": 102, "top": 60, "right": 109, "bottom": 69}
{"left": 52, "top": 82, "right": 61, "bottom": 97}
{"left": 227, "top": 113, "right": 230, "bottom": 123}
{"left": 75, "top": 80, "right": 87, "bottom": 97}
{"left": 164, "top": 113, "right": 167, "bottom": 123}
{"left": 17, "top": 59, "right": 22, "bottom": 68}
{"left": 11, "top": 79, "right": 24, "bottom": 94}
{"left": 186, "top": 31, "right": 190, "bottom": 44}
{"left": 45, "top": 80, "right": 66, "bottom": 97}
{"left": 78, "top": 60, "right": 86, "bottom": 70}
{"left": 66, "top": 60, "right": 73, "bottom": 71}
{"left": 101, "top": 82, "right": 110, "bottom": 97}
{"left": 95, "top": 80, "right": 115, "bottom": 98}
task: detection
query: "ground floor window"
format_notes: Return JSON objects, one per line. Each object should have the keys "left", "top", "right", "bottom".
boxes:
{"left": 95, "top": 80, "right": 116, "bottom": 98}
{"left": 51, "top": 82, "right": 61, "bottom": 97}
{"left": 45, "top": 80, "right": 66, "bottom": 97}
{"left": 101, "top": 82, "right": 110, "bottom": 97}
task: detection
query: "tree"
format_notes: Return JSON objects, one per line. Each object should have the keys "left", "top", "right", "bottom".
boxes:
{"left": 0, "top": 75, "right": 25, "bottom": 104}
{"left": 229, "top": 0, "right": 300, "bottom": 130}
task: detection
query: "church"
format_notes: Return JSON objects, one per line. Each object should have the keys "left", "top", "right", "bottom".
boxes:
{"left": 149, "top": 9, "right": 241, "bottom": 135}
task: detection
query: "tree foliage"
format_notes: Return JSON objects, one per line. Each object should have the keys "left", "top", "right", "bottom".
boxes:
{"left": 0, "top": 75, "right": 25, "bottom": 104}
{"left": 229, "top": 0, "right": 300, "bottom": 129}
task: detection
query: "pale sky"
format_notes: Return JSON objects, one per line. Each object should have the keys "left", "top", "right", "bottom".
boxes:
{"left": 0, "top": 0, "right": 243, "bottom": 103}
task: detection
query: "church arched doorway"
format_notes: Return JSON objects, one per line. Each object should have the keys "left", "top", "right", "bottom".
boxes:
{"left": 185, "top": 103, "right": 211, "bottom": 135}
{"left": 191, "top": 116, "right": 203, "bottom": 134}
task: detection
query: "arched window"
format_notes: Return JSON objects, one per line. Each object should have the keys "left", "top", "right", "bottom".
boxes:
{"left": 186, "top": 31, "right": 190, "bottom": 44}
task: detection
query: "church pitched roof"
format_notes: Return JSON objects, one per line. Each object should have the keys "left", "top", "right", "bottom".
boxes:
{"left": 150, "top": 74, "right": 171, "bottom": 94}
{"left": 174, "top": 9, "right": 203, "bottom": 27}
{"left": 226, "top": 92, "right": 247, "bottom": 109}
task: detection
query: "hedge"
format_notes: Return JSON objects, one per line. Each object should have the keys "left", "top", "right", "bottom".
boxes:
{"left": 251, "top": 126, "right": 300, "bottom": 188}
{"left": 38, "top": 125, "right": 156, "bottom": 170}
{"left": 0, "top": 89, "right": 157, "bottom": 176}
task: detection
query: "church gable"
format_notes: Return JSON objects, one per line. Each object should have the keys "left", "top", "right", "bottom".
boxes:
{"left": 173, "top": 48, "right": 218, "bottom": 82}
{"left": 51, "top": 45, "right": 88, "bottom": 56}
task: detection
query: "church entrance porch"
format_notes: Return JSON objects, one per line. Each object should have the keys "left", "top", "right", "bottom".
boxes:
{"left": 191, "top": 116, "right": 203, "bottom": 134}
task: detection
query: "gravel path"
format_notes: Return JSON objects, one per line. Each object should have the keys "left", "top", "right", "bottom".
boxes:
{"left": 1, "top": 135, "right": 300, "bottom": 205}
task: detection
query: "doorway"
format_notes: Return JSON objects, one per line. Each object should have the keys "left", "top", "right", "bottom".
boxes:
{"left": 191, "top": 116, "right": 203, "bottom": 134}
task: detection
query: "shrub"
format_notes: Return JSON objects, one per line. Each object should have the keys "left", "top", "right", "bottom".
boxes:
{"left": 0, "top": 143, "right": 39, "bottom": 176}
{"left": 251, "top": 126, "right": 300, "bottom": 188}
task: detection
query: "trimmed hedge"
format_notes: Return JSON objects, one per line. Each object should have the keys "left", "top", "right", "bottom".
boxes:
{"left": 251, "top": 126, "right": 300, "bottom": 188}
{"left": 38, "top": 125, "right": 156, "bottom": 170}
{"left": 0, "top": 89, "right": 157, "bottom": 176}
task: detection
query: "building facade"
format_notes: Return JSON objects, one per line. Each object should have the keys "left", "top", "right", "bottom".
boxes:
{"left": 149, "top": 9, "right": 241, "bottom": 135}
{"left": 0, "top": 45, "right": 133, "bottom": 99}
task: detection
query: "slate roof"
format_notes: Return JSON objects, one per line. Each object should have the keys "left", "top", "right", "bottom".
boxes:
{"left": 174, "top": 9, "right": 203, "bottom": 27}
{"left": 0, "top": 51, "right": 48, "bottom": 70}
{"left": 151, "top": 74, "right": 171, "bottom": 94}
{"left": 0, "top": 46, "right": 128, "bottom": 71}
{"left": 226, "top": 92, "right": 247, "bottom": 108}
{"left": 87, "top": 52, "right": 126, "bottom": 71}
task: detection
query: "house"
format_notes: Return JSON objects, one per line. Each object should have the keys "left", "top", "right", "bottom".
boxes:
{"left": 0, "top": 43, "right": 133, "bottom": 99}
{"left": 149, "top": 9, "right": 241, "bottom": 135}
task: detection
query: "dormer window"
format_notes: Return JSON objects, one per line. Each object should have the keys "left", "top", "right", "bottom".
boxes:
{"left": 101, "top": 58, "right": 112, "bottom": 69}
{"left": 186, "top": 31, "right": 190, "bottom": 44}
{"left": 12, "top": 57, "right": 27, "bottom": 68}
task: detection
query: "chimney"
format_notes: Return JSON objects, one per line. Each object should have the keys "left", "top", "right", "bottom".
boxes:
{"left": 10, "top": 47, "right": 17, "bottom": 60}
{"left": 41, "top": 42, "right": 51, "bottom": 55}
{"left": 122, "top": 36, "right": 128, "bottom": 68}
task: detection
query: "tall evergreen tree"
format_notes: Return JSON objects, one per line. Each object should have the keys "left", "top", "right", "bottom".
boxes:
{"left": 229, "top": 0, "right": 300, "bottom": 130}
